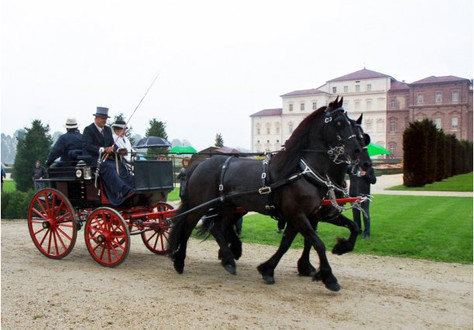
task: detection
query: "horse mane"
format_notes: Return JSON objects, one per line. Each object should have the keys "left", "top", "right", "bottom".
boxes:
{"left": 271, "top": 97, "right": 344, "bottom": 178}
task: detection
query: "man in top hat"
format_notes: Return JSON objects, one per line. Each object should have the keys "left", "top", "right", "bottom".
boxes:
{"left": 83, "top": 107, "right": 134, "bottom": 205}
{"left": 82, "top": 107, "right": 115, "bottom": 158}
{"left": 46, "top": 118, "right": 83, "bottom": 167}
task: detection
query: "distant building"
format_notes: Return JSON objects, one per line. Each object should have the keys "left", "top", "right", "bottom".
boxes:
{"left": 250, "top": 68, "right": 473, "bottom": 158}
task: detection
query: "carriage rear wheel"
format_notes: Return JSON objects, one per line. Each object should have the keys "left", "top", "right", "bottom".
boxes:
{"left": 28, "top": 188, "right": 78, "bottom": 259}
{"left": 141, "top": 203, "right": 174, "bottom": 255}
{"left": 84, "top": 207, "right": 130, "bottom": 267}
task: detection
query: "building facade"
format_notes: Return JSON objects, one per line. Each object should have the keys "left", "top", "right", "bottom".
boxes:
{"left": 250, "top": 68, "right": 473, "bottom": 157}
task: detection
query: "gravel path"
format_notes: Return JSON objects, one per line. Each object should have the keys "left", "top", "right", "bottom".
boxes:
{"left": 2, "top": 219, "right": 472, "bottom": 329}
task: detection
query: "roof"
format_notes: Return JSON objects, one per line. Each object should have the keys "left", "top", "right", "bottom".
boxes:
{"left": 411, "top": 75, "right": 470, "bottom": 85}
{"left": 328, "top": 68, "right": 392, "bottom": 82}
{"left": 250, "top": 108, "right": 282, "bottom": 117}
{"left": 280, "top": 88, "right": 325, "bottom": 97}
{"left": 389, "top": 79, "right": 410, "bottom": 91}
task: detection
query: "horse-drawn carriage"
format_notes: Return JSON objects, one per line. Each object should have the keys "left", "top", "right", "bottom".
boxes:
{"left": 28, "top": 140, "right": 177, "bottom": 267}
{"left": 28, "top": 97, "right": 373, "bottom": 292}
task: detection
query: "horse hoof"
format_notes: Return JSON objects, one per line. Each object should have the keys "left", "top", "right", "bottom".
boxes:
{"left": 325, "top": 282, "right": 340, "bottom": 292}
{"left": 262, "top": 275, "right": 275, "bottom": 285}
{"left": 173, "top": 261, "right": 184, "bottom": 274}
{"left": 224, "top": 264, "right": 237, "bottom": 275}
{"left": 312, "top": 271, "right": 322, "bottom": 282}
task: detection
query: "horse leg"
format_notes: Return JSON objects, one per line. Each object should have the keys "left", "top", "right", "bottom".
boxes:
{"left": 295, "top": 216, "right": 340, "bottom": 292}
{"left": 227, "top": 214, "right": 243, "bottom": 260}
{"left": 169, "top": 211, "right": 204, "bottom": 274}
{"left": 257, "top": 222, "right": 299, "bottom": 284}
{"left": 297, "top": 219, "right": 318, "bottom": 277}
{"left": 209, "top": 213, "right": 238, "bottom": 275}
{"left": 325, "top": 214, "right": 360, "bottom": 255}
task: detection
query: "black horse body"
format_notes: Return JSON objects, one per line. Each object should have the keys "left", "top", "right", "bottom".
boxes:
{"left": 168, "top": 97, "right": 372, "bottom": 292}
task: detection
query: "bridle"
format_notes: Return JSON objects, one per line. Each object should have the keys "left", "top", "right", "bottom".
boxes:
{"left": 302, "top": 107, "right": 360, "bottom": 165}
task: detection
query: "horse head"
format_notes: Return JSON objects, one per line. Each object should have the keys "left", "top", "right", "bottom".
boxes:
{"left": 321, "top": 97, "right": 371, "bottom": 170}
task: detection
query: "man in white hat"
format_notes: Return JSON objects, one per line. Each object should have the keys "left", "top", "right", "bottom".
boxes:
{"left": 46, "top": 118, "right": 83, "bottom": 167}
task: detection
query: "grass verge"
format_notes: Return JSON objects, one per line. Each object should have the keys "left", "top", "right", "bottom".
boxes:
{"left": 235, "top": 194, "right": 473, "bottom": 264}
{"left": 388, "top": 172, "right": 472, "bottom": 192}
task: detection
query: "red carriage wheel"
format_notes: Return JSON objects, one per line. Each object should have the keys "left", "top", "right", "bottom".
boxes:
{"left": 141, "top": 202, "right": 174, "bottom": 255}
{"left": 28, "top": 188, "right": 78, "bottom": 259}
{"left": 84, "top": 207, "right": 130, "bottom": 267}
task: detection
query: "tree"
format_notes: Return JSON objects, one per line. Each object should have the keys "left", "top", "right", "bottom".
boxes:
{"left": 403, "top": 121, "right": 427, "bottom": 187}
{"left": 215, "top": 133, "right": 224, "bottom": 147}
{"left": 13, "top": 120, "right": 52, "bottom": 191}
{"left": 145, "top": 118, "right": 168, "bottom": 159}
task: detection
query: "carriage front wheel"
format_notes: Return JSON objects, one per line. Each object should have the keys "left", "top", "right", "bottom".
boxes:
{"left": 84, "top": 207, "right": 130, "bottom": 267}
{"left": 141, "top": 202, "right": 174, "bottom": 255}
{"left": 28, "top": 188, "right": 78, "bottom": 259}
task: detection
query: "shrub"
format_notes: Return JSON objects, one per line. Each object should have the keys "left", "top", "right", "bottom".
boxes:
{"left": 1, "top": 190, "right": 35, "bottom": 219}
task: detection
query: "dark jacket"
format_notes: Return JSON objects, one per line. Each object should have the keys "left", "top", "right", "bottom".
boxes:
{"left": 46, "top": 129, "right": 83, "bottom": 166}
{"left": 82, "top": 123, "right": 115, "bottom": 160}
{"left": 32, "top": 166, "right": 47, "bottom": 180}
{"left": 348, "top": 166, "right": 376, "bottom": 196}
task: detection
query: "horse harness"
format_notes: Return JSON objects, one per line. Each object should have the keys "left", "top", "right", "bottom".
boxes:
{"left": 217, "top": 155, "right": 369, "bottom": 218}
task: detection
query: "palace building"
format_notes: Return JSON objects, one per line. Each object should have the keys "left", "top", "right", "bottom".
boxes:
{"left": 250, "top": 68, "right": 473, "bottom": 158}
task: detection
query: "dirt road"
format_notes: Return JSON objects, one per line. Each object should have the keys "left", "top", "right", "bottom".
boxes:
{"left": 1, "top": 219, "right": 472, "bottom": 329}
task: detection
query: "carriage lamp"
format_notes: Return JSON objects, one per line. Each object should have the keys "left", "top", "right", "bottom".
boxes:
{"left": 76, "top": 160, "right": 92, "bottom": 180}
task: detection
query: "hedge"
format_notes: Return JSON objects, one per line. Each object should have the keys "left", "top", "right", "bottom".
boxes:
{"left": 1, "top": 190, "right": 35, "bottom": 219}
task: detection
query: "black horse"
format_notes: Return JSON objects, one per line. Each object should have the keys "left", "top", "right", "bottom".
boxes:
{"left": 258, "top": 115, "right": 371, "bottom": 283}
{"left": 199, "top": 115, "right": 371, "bottom": 284}
{"left": 168, "top": 97, "right": 372, "bottom": 291}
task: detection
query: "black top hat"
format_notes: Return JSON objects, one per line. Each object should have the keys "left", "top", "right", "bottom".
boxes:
{"left": 94, "top": 107, "right": 110, "bottom": 118}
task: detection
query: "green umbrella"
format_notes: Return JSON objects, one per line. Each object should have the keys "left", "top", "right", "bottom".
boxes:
{"left": 367, "top": 142, "right": 391, "bottom": 156}
{"left": 169, "top": 145, "right": 197, "bottom": 154}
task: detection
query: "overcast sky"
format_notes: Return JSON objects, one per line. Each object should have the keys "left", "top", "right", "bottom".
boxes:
{"left": 1, "top": 0, "right": 472, "bottom": 151}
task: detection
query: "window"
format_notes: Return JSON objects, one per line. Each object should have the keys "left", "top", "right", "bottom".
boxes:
{"left": 332, "top": 86, "right": 337, "bottom": 93}
{"left": 390, "top": 121, "right": 396, "bottom": 133}
{"left": 354, "top": 100, "right": 360, "bottom": 110}
{"left": 365, "top": 120, "right": 372, "bottom": 131}
{"left": 366, "top": 100, "right": 372, "bottom": 110}
{"left": 451, "top": 117, "right": 458, "bottom": 129}
{"left": 289, "top": 103, "right": 293, "bottom": 111}
{"left": 452, "top": 91, "right": 459, "bottom": 103}
{"left": 266, "top": 127, "right": 270, "bottom": 134}
{"left": 312, "top": 102, "right": 318, "bottom": 110}
{"left": 288, "top": 122, "right": 294, "bottom": 134}
{"left": 417, "top": 94, "right": 424, "bottom": 104}
{"left": 435, "top": 92, "right": 442, "bottom": 104}
{"left": 390, "top": 99, "right": 396, "bottom": 109}
{"left": 343, "top": 86, "right": 348, "bottom": 93}
{"left": 366, "top": 84, "right": 372, "bottom": 91}
{"left": 355, "top": 85, "right": 360, "bottom": 92}
{"left": 275, "top": 126, "right": 280, "bottom": 134}
{"left": 300, "top": 103, "right": 305, "bottom": 111}
{"left": 389, "top": 143, "right": 396, "bottom": 156}
{"left": 256, "top": 128, "right": 261, "bottom": 135}
{"left": 434, "top": 118, "right": 442, "bottom": 129}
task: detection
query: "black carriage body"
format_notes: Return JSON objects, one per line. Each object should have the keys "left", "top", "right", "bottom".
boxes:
{"left": 43, "top": 160, "right": 174, "bottom": 208}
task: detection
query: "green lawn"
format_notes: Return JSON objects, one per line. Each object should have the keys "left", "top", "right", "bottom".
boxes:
{"left": 239, "top": 194, "right": 472, "bottom": 264}
{"left": 2, "top": 180, "right": 16, "bottom": 192}
{"left": 389, "top": 172, "right": 473, "bottom": 192}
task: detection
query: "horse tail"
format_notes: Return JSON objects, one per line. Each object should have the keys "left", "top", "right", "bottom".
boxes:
{"left": 168, "top": 202, "right": 189, "bottom": 258}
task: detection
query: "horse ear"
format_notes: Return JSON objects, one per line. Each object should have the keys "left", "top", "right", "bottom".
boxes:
{"left": 364, "top": 133, "right": 371, "bottom": 146}
{"left": 356, "top": 113, "right": 363, "bottom": 124}
{"left": 339, "top": 96, "right": 344, "bottom": 107}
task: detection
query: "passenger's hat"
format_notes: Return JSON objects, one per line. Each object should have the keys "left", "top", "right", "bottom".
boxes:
{"left": 64, "top": 118, "right": 79, "bottom": 129}
{"left": 94, "top": 107, "right": 110, "bottom": 118}
{"left": 112, "top": 120, "right": 127, "bottom": 129}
